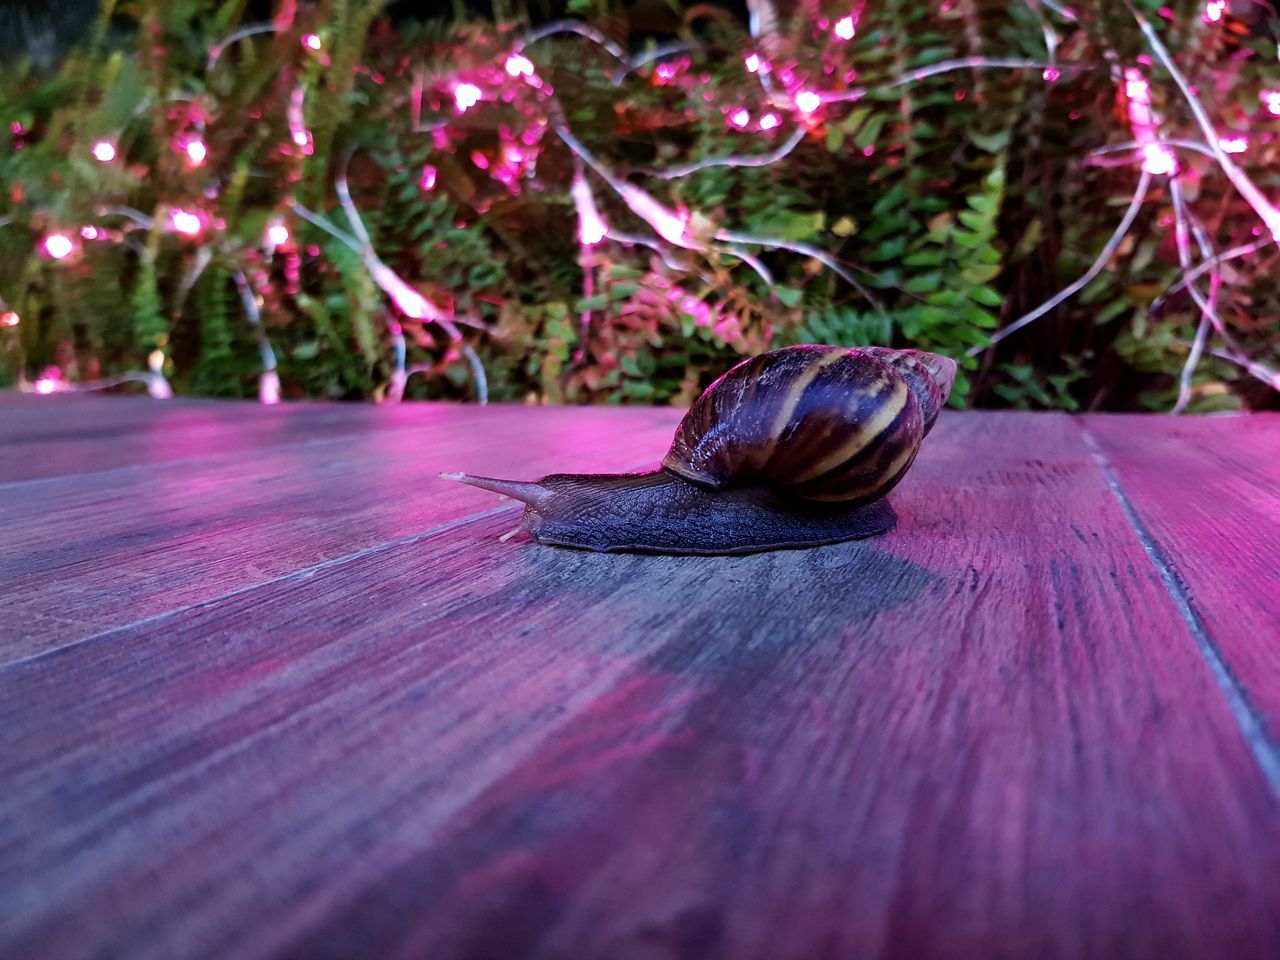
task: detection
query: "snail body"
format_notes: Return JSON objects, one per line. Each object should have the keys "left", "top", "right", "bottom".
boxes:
{"left": 444, "top": 345, "right": 956, "bottom": 555}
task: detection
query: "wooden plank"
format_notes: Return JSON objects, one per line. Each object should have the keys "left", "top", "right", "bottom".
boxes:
{"left": 1083, "top": 414, "right": 1280, "bottom": 754}
{"left": 2, "top": 412, "right": 1276, "bottom": 959}
{"left": 0, "top": 401, "right": 684, "bottom": 660}
{"left": 0, "top": 394, "right": 542, "bottom": 484}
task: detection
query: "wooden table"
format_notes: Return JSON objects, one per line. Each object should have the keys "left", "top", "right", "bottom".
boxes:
{"left": 2, "top": 393, "right": 1278, "bottom": 960}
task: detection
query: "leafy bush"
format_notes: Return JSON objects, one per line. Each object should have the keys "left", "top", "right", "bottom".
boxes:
{"left": 0, "top": 0, "right": 1277, "bottom": 411}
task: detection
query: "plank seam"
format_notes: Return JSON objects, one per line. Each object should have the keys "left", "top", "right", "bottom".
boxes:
{"left": 1, "top": 503, "right": 522, "bottom": 672}
{"left": 1081, "top": 425, "right": 1280, "bottom": 799}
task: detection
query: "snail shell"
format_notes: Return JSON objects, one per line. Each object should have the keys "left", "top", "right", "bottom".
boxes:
{"left": 443, "top": 345, "right": 956, "bottom": 555}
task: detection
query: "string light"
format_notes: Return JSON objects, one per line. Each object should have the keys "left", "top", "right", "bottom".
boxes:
{"left": 794, "top": 90, "right": 822, "bottom": 114}
{"left": 183, "top": 137, "right": 207, "bottom": 166}
{"left": 169, "top": 209, "right": 204, "bottom": 237}
{"left": 454, "top": 82, "right": 483, "bottom": 112}
{"left": 42, "top": 234, "right": 74, "bottom": 259}
{"left": 9, "top": 3, "right": 1277, "bottom": 411}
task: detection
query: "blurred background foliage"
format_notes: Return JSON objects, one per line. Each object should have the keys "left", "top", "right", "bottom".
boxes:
{"left": 1, "top": 0, "right": 1278, "bottom": 410}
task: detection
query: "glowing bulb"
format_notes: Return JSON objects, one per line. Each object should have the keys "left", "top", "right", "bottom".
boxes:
{"left": 1125, "top": 77, "right": 1150, "bottom": 101}
{"left": 1042, "top": 66, "right": 1060, "bottom": 82}
{"left": 302, "top": 33, "right": 322, "bottom": 50}
{"left": 169, "top": 208, "right": 203, "bottom": 236}
{"left": 729, "top": 108, "right": 750, "bottom": 128}
{"left": 0, "top": 310, "right": 19, "bottom": 326}
{"left": 1219, "top": 136, "right": 1247, "bottom": 154}
{"left": 454, "top": 82, "right": 483, "bottom": 112}
{"left": 1141, "top": 144, "right": 1177, "bottom": 176}
{"left": 92, "top": 140, "right": 116, "bottom": 162}
{"left": 745, "top": 53, "right": 761, "bottom": 73}
{"left": 759, "top": 113, "right": 781, "bottom": 130}
{"left": 184, "top": 138, "right": 207, "bottom": 166}
{"left": 266, "top": 223, "right": 290, "bottom": 246}
{"left": 80, "top": 225, "right": 99, "bottom": 240}
{"left": 833, "top": 15, "right": 856, "bottom": 40}
{"left": 1203, "top": 1, "right": 1226, "bottom": 23}
{"left": 259, "top": 370, "right": 281, "bottom": 405}
{"left": 34, "top": 377, "right": 58, "bottom": 394}
{"left": 505, "top": 54, "right": 534, "bottom": 78}
{"left": 572, "top": 173, "right": 608, "bottom": 246}
{"left": 1263, "top": 90, "right": 1280, "bottom": 117}
{"left": 42, "top": 234, "right": 74, "bottom": 259}
{"left": 419, "top": 164, "right": 437, "bottom": 190}
{"left": 795, "top": 91, "right": 822, "bottom": 115}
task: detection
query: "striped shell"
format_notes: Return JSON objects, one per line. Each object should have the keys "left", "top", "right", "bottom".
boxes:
{"left": 662, "top": 345, "right": 956, "bottom": 504}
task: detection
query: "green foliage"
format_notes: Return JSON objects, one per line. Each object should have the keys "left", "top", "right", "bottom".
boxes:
{"left": 0, "top": 0, "right": 1276, "bottom": 409}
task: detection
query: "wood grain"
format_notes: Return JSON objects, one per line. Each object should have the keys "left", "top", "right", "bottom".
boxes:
{"left": 2, "top": 397, "right": 1277, "bottom": 960}
{"left": 0, "top": 401, "right": 682, "bottom": 659}
{"left": 1083, "top": 414, "right": 1280, "bottom": 766}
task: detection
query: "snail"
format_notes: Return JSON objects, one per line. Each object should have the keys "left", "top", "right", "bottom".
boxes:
{"left": 442, "top": 344, "right": 956, "bottom": 555}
